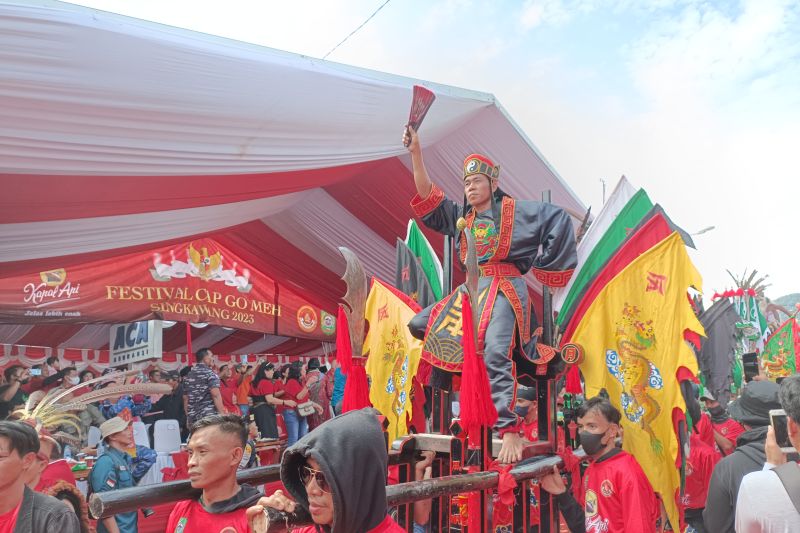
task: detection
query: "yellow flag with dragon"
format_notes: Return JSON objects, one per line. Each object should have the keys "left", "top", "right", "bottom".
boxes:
{"left": 363, "top": 277, "right": 423, "bottom": 444}
{"left": 572, "top": 232, "right": 704, "bottom": 531}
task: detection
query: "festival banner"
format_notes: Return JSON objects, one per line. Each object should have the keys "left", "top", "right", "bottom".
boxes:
{"left": 760, "top": 318, "right": 800, "bottom": 379}
{"left": 363, "top": 277, "right": 423, "bottom": 444}
{"left": 571, "top": 232, "right": 704, "bottom": 530}
{"left": 0, "top": 238, "right": 332, "bottom": 340}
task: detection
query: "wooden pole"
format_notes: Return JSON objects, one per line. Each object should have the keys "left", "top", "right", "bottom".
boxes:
{"left": 89, "top": 465, "right": 281, "bottom": 519}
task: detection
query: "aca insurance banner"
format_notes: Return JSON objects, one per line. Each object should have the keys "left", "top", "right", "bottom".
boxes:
{"left": 0, "top": 238, "right": 334, "bottom": 340}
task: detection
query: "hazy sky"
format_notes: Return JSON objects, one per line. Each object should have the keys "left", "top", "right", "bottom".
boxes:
{"left": 70, "top": 0, "right": 800, "bottom": 300}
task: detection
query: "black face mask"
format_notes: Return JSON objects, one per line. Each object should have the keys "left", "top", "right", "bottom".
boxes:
{"left": 514, "top": 405, "right": 530, "bottom": 418}
{"left": 579, "top": 430, "right": 608, "bottom": 456}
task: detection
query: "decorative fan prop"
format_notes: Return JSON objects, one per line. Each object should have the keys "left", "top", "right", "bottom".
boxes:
{"left": 403, "top": 85, "right": 436, "bottom": 147}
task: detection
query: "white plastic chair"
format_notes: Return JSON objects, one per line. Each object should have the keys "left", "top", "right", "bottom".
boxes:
{"left": 87, "top": 426, "right": 102, "bottom": 448}
{"left": 131, "top": 421, "right": 149, "bottom": 448}
{"left": 153, "top": 419, "right": 182, "bottom": 454}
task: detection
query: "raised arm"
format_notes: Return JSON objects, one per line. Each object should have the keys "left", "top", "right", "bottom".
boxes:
{"left": 404, "top": 126, "right": 432, "bottom": 198}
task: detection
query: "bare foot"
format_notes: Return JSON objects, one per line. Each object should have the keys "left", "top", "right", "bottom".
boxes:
{"left": 497, "top": 431, "right": 524, "bottom": 464}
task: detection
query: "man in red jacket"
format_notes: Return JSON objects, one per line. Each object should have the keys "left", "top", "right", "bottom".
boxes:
{"left": 541, "top": 396, "right": 659, "bottom": 533}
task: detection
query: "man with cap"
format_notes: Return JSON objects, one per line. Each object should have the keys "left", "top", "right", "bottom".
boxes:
{"left": 701, "top": 389, "right": 745, "bottom": 456}
{"left": 403, "top": 126, "right": 577, "bottom": 464}
{"left": 89, "top": 416, "right": 137, "bottom": 533}
{"left": 703, "top": 380, "right": 782, "bottom": 533}
{"left": 515, "top": 386, "right": 538, "bottom": 442}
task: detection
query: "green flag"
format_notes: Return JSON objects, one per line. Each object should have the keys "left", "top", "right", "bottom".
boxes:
{"left": 761, "top": 318, "right": 799, "bottom": 379}
{"left": 405, "top": 220, "right": 443, "bottom": 300}
{"left": 556, "top": 189, "right": 654, "bottom": 325}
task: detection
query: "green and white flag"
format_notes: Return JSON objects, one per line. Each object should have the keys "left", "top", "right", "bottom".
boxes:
{"left": 405, "top": 220, "right": 443, "bottom": 301}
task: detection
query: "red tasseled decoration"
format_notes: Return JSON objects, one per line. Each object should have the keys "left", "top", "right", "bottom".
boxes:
{"left": 336, "top": 305, "right": 353, "bottom": 375}
{"left": 342, "top": 360, "right": 372, "bottom": 413}
{"left": 459, "top": 293, "right": 498, "bottom": 441}
{"left": 565, "top": 365, "right": 583, "bottom": 394}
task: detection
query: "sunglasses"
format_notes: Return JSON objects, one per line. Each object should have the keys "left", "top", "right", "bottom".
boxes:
{"left": 299, "top": 465, "right": 330, "bottom": 493}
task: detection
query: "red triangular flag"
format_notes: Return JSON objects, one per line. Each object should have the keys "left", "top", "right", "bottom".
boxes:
{"left": 459, "top": 292, "right": 497, "bottom": 440}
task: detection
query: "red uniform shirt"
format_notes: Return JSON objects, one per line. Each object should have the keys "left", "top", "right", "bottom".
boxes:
{"left": 683, "top": 433, "right": 720, "bottom": 509}
{"left": 712, "top": 418, "right": 746, "bottom": 455}
{"left": 166, "top": 499, "right": 249, "bottom": 533}
{"left": 283, "top": 379, "right": 304, "bottom": 404}
{"left": 695, "top": 413, "right": 715, "bottom": 449}
{"left": 0, "top": 500, "right": 21, "bottom": 533}
{"left": 219, "top": 379, "right": 240, "bottom": 415}
{"left": 251, "top": 380, "right": 275, "bottom": 397}
{"left": 522, "top": 419, "right": 539, "bottom": 442}
{"left": 292, "top": 515, "right": 404, "bottom": 533}
{"left": 576, "top": 450, "right": 659, "bottom": 533}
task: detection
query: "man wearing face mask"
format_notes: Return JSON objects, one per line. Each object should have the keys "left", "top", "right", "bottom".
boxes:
{"left": 515, "top": 386, "right": 538, "bottom": 442}
{"left": 700, "top": 390, "right": 744, "bottom": 456}
{"left": 541, "top": 396, "right": 658, "bottom": 533}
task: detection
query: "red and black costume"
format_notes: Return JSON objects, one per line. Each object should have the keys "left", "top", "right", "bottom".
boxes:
{"left": 408, "top": 154, "right": 577, "bottom": 434}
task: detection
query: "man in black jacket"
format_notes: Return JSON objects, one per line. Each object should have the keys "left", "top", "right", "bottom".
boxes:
{"left": 703, "top": 380, "right": 781, "bottom": 532}
{"left": 0, "top": 420, "right": 80, "bottom": 532}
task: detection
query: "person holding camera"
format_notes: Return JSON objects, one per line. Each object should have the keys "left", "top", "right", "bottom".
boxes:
{"left": 735, "top": 375, "right": 800, "bottom": 532}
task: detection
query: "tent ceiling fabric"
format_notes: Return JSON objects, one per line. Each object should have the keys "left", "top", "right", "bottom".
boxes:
{"left": 0, "top": 1, "right": 586, "bottom": 354}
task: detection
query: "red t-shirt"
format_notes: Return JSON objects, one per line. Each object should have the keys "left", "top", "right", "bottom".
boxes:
{"left": 522, "top": 419, "right": 539, "bottom": 442}
{"left": 35, "top": 459, "right": 77, "bottom": 492}
{"left": 219, "top": 380, "right": 240, "bottom": 415}
{"left": 695, "top": 413, "right": 715, "bottom": 449}
{"left": 251, "top": 380, "right": 275, "bottom": 398}
{"left": 576, "top": 450, "right": 658, "bottom": 533}
{"left": 166, "top": 499, "right": 249, "bottom": 533}
{"left": 283, "top": 379, "right": 304, "bottom": 404}
{"left": 292, "top": 515, "right": 404, "bottom": 533}
{"left": 684, "top": 433, "right": 721, "bottom": 509}
{"left": 712, "top": 418, "right": 746, "bottom": 454}
{"left": 0, "top": 500, "right": 21, "bottom": 533}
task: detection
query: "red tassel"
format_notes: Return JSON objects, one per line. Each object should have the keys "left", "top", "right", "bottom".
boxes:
{"left": 336, "top": 305, "right": 353, "bottom": 375}
{"left": 459, "top": 292, "right": 498, "bottom": 441}
{"left": 342, "top": 361, "right": 372, "bottom": 413}
{"left": 565, "top": 365, "right": 583, "bottom": 394}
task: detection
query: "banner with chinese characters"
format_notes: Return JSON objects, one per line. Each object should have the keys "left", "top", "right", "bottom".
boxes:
{"left": 0, "top": 238, "right": 333, "bottom": 340}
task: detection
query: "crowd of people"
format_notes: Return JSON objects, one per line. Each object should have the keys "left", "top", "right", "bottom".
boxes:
{"left": 3, "top": 348, "right": 800, "bottom": 532}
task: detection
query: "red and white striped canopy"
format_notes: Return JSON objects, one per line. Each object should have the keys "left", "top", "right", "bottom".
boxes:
{"left": 0, "top": 1, "right": 585, "bottom": 357}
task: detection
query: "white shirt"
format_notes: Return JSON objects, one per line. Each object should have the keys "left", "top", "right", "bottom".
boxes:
{"left": 735, "top": 464, "right": 800, "bottom": 533}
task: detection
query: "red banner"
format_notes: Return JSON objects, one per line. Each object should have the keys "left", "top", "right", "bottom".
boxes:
{"left": 0, "top": 238, "right": 334, "bottom": 340}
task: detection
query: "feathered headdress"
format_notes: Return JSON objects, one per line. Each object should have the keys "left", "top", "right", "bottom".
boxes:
{"left": 14, "top": 369, "right": 171, "bottom": 437}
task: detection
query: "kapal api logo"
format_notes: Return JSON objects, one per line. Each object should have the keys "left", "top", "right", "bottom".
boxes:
{"left": 23, "top": 269, "right": 81, "bottom": 307}
{"left": 149, "top": 244, "right": 252, "bottom": 293}
{"left": 297, "top": 305, "right": 318, "bottom": 333}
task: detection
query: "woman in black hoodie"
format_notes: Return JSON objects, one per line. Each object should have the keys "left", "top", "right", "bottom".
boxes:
{"left": 247, "top": 408, "right": 404, "bottom": 532}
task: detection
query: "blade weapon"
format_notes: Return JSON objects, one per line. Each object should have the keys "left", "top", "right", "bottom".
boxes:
{"left": 338, "top": 246, "right": 368, "bottom": 357}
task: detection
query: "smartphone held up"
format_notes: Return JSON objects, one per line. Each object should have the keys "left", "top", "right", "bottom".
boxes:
{"left": 769, "top": 409, "right": 795, "bottom": 454}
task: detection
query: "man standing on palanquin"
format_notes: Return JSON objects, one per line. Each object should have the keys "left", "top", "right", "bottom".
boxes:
{"left": 403, "top": 126, "right": 577, "bottom": 462}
